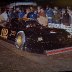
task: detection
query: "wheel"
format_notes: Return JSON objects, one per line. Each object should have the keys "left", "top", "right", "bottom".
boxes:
{"left": 15, "top": 31, "right": 26, "bottom": 50}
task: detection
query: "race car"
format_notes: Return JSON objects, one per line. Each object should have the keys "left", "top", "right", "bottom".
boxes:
{"left": 0, "top": 18, "right": 72, "bottom": 54}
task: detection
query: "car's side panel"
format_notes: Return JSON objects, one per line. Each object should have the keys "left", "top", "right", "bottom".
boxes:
{"left": 0, "top": 26, "right": 17, "bottom": 41}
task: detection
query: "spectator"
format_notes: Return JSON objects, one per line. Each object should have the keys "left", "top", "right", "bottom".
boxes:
{"left": 67, "top": 8, "right": 72, "bottom": 25}
{"left": 37, "top": 8, "right": 48, "bottom": 27}
{"left": 10, "top": 10, "right": 17, "bottom": 19}
{"left": 53, "top": 6, "right": 59, "bottom": 23}
{"left": 14, "top": 8, "right": 20, "bottom": 18}
{"left": 53, "top": 11, "right": 61, "bottom": 24}
{"left": 7, "top": 8, "right": 13, "bottom": 20}
{"left": 0, "top": 8, "right": 8, "bottom": 21}
{"left": 23, "top": 8, "right": 30, "bottom": 18}
{"left": 37, "top": 6, "right": 41, "bottom": 13}
{"left": 0, "top": 8, "right": 9, "bottom": 27}
{"left": 10, "top": 8, "right": 19, "bottom": 19}
{"left": 18, "top": 9, "right": 25, "bottom": 18}
{"left": 27, "top": 7, "right": 37, "bottom": 19}
{"left": 62, "top": 10, "right": 70, "bottom": 26}
{"left": 46, "top": 7, "right": 54, "bottom": 23}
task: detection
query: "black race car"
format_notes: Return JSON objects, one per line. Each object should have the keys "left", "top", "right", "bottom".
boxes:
{"left": 0, "top": 18, "right": 72, "bottom": 53}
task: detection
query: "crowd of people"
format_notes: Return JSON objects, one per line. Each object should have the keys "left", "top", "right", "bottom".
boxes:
{"left": 0, "top": 5, "right": 72, "bottom": 27}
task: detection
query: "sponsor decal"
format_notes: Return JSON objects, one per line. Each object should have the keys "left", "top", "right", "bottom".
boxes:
{"left": 9, "top": 31, "right": 16, "bottom": 36}
{"left": 0, "top": 28, "right": 8, "bottom": 39}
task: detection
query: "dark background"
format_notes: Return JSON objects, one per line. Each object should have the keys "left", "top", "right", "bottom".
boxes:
{"left": 0, "top": 0, "right": 72, "bottom": 7}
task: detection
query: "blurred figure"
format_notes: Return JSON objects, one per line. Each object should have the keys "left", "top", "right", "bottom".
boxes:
{"left": 0, "top": 8, "right": 1, "bottom": 14}
{"left": 7, "top": 8, "right": 14, "bottom": 20}
{"left": 53, "top": 11, "right": 61, "bottom": 24}
{"left": 9, "top": 8, "right": 19, "bottom": 19}
{"left": 68, "top": 9, "right": 72, "bottom": 24}
{"left": 53, "top": 6, "right": 59, "bottom": 24}
{"left": 67, "top": 7, "right": 72, "bottom": 25}
{"left": 23, "top": 8, "right": 30, "bottom": 18}
{"left": 46, "top": 7, "right": 54, "bottom": 23}
{"left": 14, "top": 8, "right": 20, "bottom": 18}
{"left": 61, "top": 8, "right": 65, "bottom": 15}
{"left": 0, "top": 8, "right": 9, "bottom": 27}
{"left": 0, "top": 8, "right": 8, "bottom": 21}
{"left": 27, "top": 7, "right": 37, "bottom": 19}
{"left": 46, "top": 5, "right": 49, "bottom": 11}
{"left": 18, "top": 9, "right": 25, "bottom": 18}
{"left": 62, "top": 10, "right": 70, "bottom": 26}
{"left": 37, "top": 6, "right": 41, "bottom": 13}
{"left": 37, "top": 8, "right": 48, "bottom": 27}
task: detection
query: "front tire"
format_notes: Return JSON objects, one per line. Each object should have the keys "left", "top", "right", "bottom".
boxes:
{"left": 15, "top": 31, "right": 26, "bottom": 50}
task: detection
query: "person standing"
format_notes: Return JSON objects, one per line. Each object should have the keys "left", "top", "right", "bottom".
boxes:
{"left": 18, "top": 9, "right": 25, "bottom": 18}
{"left": 46, "top": 7, "right": 54, "bottom": 23}
{"left": 62, "top": 10, "right": 70, "bottom": 26}
{"left": 37, "top": 8, "right": 48, "bottom": 27}
{"left": 0, "top": 8, "right": 8, "bottom": 21}
{"left": 0, "top": 8, "right": 9, "bottom": 26}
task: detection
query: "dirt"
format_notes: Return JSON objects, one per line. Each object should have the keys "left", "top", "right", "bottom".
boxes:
{"left": 0, "top": 40, "right": 72, "bottom": 72}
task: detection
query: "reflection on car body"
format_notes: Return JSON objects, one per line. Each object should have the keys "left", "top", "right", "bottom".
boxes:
{"left": 0, "top": 18, "right": 72, "bottom": 54}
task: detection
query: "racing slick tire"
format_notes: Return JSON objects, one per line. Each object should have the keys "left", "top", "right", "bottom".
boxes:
{"left": 15, "top": 31, "right": 26, "bottom": 50}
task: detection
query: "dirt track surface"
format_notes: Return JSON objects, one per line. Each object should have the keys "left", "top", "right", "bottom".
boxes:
{"left": 0, "top": 40, "right": 72, "bottom": 72}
